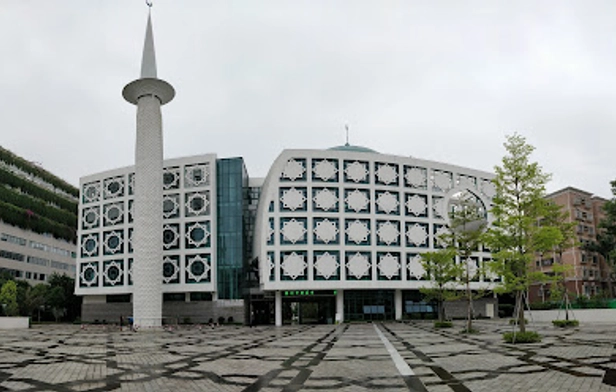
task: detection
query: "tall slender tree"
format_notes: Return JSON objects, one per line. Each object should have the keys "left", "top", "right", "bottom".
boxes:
{"left": 485, "top": 133, "right": 562, "bottom": 334}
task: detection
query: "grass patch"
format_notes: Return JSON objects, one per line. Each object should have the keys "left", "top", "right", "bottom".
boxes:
{"left": 503, "top": 331, "right": 541, "bottom": 344}
{"left": 434, "top": 321, "right": 453, "bottom": 328}
{"left": 460, "top": 328, "right": 479, "bottom": 334}
{"left": 552, "top": 319, "right": 579, "bottom": 328}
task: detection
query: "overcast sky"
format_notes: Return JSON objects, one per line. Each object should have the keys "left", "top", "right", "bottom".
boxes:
{"left": 1, "top": 1, "right": 614, "bottom": 198}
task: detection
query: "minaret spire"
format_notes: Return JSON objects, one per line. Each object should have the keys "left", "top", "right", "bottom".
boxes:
{"left": 140, "top": 12, "right": 157, "bottom": 78}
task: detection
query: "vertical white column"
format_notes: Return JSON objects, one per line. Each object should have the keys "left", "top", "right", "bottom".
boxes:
{"left": 395, "top": 289, "right": 402, "bottom": 321}
{"left": 133, "top": 95, "right": 164, "bottom": 328}
{"left": 275, "top": 291, "right": 282, "bottom": 327}
{"left": 336, "top": 289, "right": 344, "bottom": 324}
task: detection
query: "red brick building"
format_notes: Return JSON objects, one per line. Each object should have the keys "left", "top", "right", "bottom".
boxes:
{"left": 530, "top": 187, "right": 612, "bottom": 303}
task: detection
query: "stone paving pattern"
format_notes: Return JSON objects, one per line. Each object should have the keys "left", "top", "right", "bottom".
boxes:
{"left": 1, "top": 320, "right": 615, "bottom": 391}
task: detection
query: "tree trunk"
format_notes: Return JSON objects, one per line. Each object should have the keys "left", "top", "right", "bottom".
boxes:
{"left": 516, "top": 291, "right": 526, "bottom": 333}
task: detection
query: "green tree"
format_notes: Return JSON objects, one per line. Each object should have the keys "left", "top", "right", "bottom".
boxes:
{"left": 485, "top": 133, "right": 563, "bottom": 334}
{"left": 47, "top": 273, "right": 81, "bottom": 321}
{"left": 420, "top": 249, "right": 461, "bottom": 322}
{"left": 586, "top": 180, "right": 616, "bottom": 295}
{"left": 24, "top": 284, "right": 48, "bottom": 321}
{"left": 444, "top": 191, "right": 488, "bottom": 332}
{"left": 0, "top": 280, "right": 19, "bottom": 316}
{"left": 46, "top": 286, "right": 66, "bottom": 322}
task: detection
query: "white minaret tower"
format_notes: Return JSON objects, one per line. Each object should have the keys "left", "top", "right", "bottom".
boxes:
{"left": 122, "top": 7, "right": 174, "bottom": 328}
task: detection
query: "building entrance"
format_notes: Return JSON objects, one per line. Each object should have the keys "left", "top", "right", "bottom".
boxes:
{"left": 282, "top": 290, "right": 336, "bottom": 325}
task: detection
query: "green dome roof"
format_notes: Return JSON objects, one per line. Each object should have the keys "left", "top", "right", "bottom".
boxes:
{"left": 328, "top": 144, "right": 378, "bottom": 153}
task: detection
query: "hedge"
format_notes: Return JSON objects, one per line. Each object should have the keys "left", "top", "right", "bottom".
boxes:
{"left": 0, "top": 146, "right": 79, "bottom": 197}
{"left": 0, "top": 168, "right": 77, "bottom": 213}
{"left": 0, "top": 200, "right": 76, "bottom": 243}
{"left": 0, "top": 186, "right": 77, "bottom": 227}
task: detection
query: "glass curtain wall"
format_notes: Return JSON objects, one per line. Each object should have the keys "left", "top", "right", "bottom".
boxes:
{"left": 216, "top": 158, "right": 248, "bottom": 299}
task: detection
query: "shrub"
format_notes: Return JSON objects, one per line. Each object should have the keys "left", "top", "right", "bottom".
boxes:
{"left": 503, "top": 331, "right": 541, "bottom": 344}
{"left": 227, "top": 316, "right": 234, "bottom": 323}
{"left": 460, "top": 328, "right": 479, "bottom": 334}
{"left": 498, "top": 304, "right": 514, "bottom": 318}
{"left": 217, "top": 316, "right": 225, "bottom": 325}
{"left": 552, "top": 319, "right": 579, "bottom": 328}
{"left": 434, "top": 321, "right": 453, "bottom": 328}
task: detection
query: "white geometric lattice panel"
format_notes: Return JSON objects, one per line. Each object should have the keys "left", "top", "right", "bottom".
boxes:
{"left": 103, "top": 231, "right": 123, "bottom": 255}
{"left": 186, "top": 254, "right": 211, "bottom": 283}
{"left": 82, "top": 181, "right": 101, "bottom": 204}
{"left": 346, "top": 220, "right": 370, "bottom": 244}
{"left": 481, "top": 179, "right": 496, "bottom": 199}
{"left": 163, "top": 256, "right": 180, "bottom": 284}
{"left": 406, "top": 223, "right": 428, "bottom": 247}
{"left": 185, "top": 192, "right": 209, "bottom": 217}
{"left": 163, "top": 224, "right": 180, "bottom": 250}
{"left": 103, "top": 203, "right": 124, "bottom": 226}
{"left": 465, "top": 258, "right": 479, "bottom": 280}
{"left": 405, "top": 194, "right": 427, "bottom": 217}
{"left": 483, "top": 260, "right": 499, "bottom": 281}
{"left": 281, "top": 159, "right": 306, "bottom": 181}
{"left": 378, "top": 253, "right": 400, "bottom": 279}
{"left": 376, "top": 191, "right": 399, "bottom": 214}
{"left": 267, "top": 219, "right": 275, "bottom": 244}
{"left": 432, "top": 170, "right": 452, "bottom": 192}
{"left": 281, "top": 252, "right": 307, "bottom": 280}
{"left": 432, "top": 196, "right": 445, "bottom": 219}
{"left": 163, "top": 194, "right": 180, "bottom": 219}
{"left": 313, "top": 159, "right": 338, "bottom": 182}
{"left": 314, "top": 252, "right": 339, "bottom": 279}
{"left": 407, "top": 254, "right": 426, "bottom": 280}
{"left": 347, "top": 252, "right": 371, "bottom": 279}
{"left": 163, "top": 166, "right": 181, "bottom": 190}
{"left": 103, "top": 260, "right": 123, "bottom": 287}
{"left": 103, "top": 176, "right": 124, "bottom": 199}
{"left": 345, "top": 189, "right": 370, "bottom": 213}
{"left": 79, "top": 262, "right": 99, "bottom": 287}
{"left": 404, "top": 167, "right": 427, "bottom": 189}
{"left": 281, "top": 218, "right": 307, "bottom": 244}
{"left": 128, "top": 173, "right": 134, "bottom": 195}
{"left": 185, "top": 164, "right": 210, "bottom": 188}
{"left": 82, "top": 206, "right": 100, "bottom": 230}
{"left": 314, "top": 218, "right": 339, "bottom": 244}
{"left": 185, "top": 222, "right": 211, "bottom": 248}
{"left": 344, "top": 161, "right": 368, "bottom": 183}
{"left": 313, "top": 188, "right": 338, "bottom": 211}
{"left": 280, "top": 188, "right": 307, "bottom": 211}
{"left": 267, "top": 253, "right": 275, "bottom": 279}
{"left": 434, "top": 226, "right": 450, "bottom": 247}
{"left": 458, "top": 175, "right": 476, "bottom": 190}
{"left": 377, "top": 221, "right": 399, "bottom": 245}
{"left": 81, "top": 233, "right": 99, "bottom": 257}
{"left": 375, "top": 163, "right": 398, "bottom": 185}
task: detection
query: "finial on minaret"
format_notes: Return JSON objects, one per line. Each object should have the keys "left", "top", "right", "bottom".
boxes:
{"left": 345, "top": 124, "right": 350, "bottom": 146}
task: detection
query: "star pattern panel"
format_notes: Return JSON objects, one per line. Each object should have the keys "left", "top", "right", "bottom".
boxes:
{"left": 104, "top": 176, "right": 125, "bottom": 199}
{"left": 163, "top": 256, "right": 180, "bottom": 284}
{"left": 345, "top": 220, "right": 370, "bottom": 245}
{"left": 163, "top": 224, "right": 180, "bottom": 250}
{"left": 406, "top": 223, "right": 428, "bottom": 247}
{"left": 280, "top": 188, "right": 307, "bottom": 211}
{"left": 377, "top": 221, "right": 399, "bottom": 246}
{"left": 163, "top": 166, "right": 181, "bottom": 190}
{"left": 481, "top": 179, "right": 496, "bottom": 199}
{"left": 458, "top": 175, "right": 476, "bottom": 190}
{"left": 404, "top": 166, "right": 427, "bottom": 189}
{"left": 79, "top": 262, "right": 99, "bottom": 287}
{"left": 432, "top": 196, "right": 445, "bottom": 219}
{"left": 281, "top": 159, "right": 306, "bottom": 181}
{"left": 186, "top": 254, "right": 211, "bottom": 283}
{"left": 344, "top": 189, "right": 370, "bottom": 213}
{"left": 82, "top": 206, "right": 100, "bottom": 230}
{"left": 185, "top": 164, "right": 210, "bottom": 188}
{"left": 344, "top": 161, "right": 369, "bottom": 183}
{"left": 432, "top": 170, "right": 452, "bottom": 192}
{"left": 375, "top": 163, "right": 398, "bottom": 186}
{"left": 313, "top": 188, "right": 338, "bottom": 212}
{"left": 103, "top": 231, "right": 123, "bottom": 255}
{"left": 163, "top": 194, "right": 180, "bottom": 219}
{"left": 313, "top": 218, "right": 339, "bottom": 244}
{"left": 103, "top": 260, "right": 124, "bottom": 287}
{"left": 314, "top": 252, "right": 339, "bottom": 280}
{"left": 185, "top": 222, "right": 211, "bottom": 249}
{"left": 405, "top": 194, "right": 427, "bottom": 217}
{"left": 378, "top": 252, "right": 400, "bottom": 279}
{"left": 82, "top": 181, "right": 101, "bottom": 204}
{"left": 347, "top": 252, "right": 371, "bottom": 279}
{"left": 376, "top": 191, "right": 399, "bottom": 214}
{"left": 81, "top": 234, "right": 99, "bottom": 258}
{"left": 312, "top": 159, "right": 338, "bottom": 182}
{"left": 281, "top": 252, "right": 307, "bottom": 280}
{"left": 281, "top": 218, "right": 307, "bottom": 244}
{"left": 407, "top": 254, "right": 426, "bottom": 280}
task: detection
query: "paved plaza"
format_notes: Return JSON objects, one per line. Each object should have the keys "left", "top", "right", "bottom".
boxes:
{"left": 0, "top": 320, "right": 615, "bottom": 391}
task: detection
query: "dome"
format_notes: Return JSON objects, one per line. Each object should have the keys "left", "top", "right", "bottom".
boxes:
{"left": 328, "top": 143, "right": 378, "bottom": 153}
